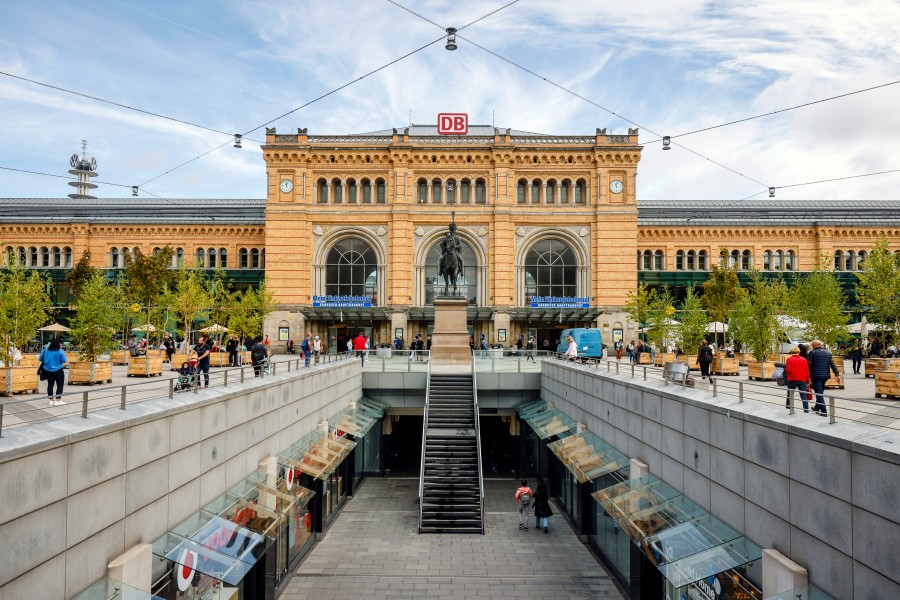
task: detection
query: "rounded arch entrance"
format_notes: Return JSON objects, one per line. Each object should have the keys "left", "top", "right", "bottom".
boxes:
{"left": 313, "top": 229, "right": 387, "bottom": 305}
{"left": 515, "top": 231, "right": 589, "bottom": 306}
{"left": 413, "top": 229, "right": 487, "bottom": 306}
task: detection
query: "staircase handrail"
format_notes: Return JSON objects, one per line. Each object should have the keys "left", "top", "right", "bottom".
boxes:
{"left": 471, "top": 352, "right": 485, "bottom": 534}
{"left": 417, "top": 353, "right": 432, "bottom": 532}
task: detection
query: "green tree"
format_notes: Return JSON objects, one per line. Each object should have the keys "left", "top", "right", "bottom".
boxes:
{"left": 65, "top": 250, "right": 97, "bottom": 296}
{"left": 124, "top": 246, "right": 175, "bottom": 344}
{"left": 169, "top": 267, "right": 212, "bottom": 342}
{"left": 69, "top": 272, "right": 120, "bottom": 362}
{"left": 789, "top": 255, "right": 851, "bottom": 349}
{"left": 729, "top": 270, "right": 786, "bottom": 362}
{"left": 856, "top": 238, "right": 900, "bottom": 350}
{"left": 0, "top": 255, "right": 51, "bottom": 364}
{"left": 207, "top": 266, "right": 233, "bottom": 342}
{"left": 227, "top": 281, "right": 275, "bottom": 348}
{"left": 645, "top": 286, "right": 676, "bottom": 350}
{"left": 623, "top": 283, "right": 655, "bottom": 342}
{"left": 701, "top": 257, "right": 744, "bottom": 346}
{"left": 677, "top": 285, "right": 708, "bottom": 353}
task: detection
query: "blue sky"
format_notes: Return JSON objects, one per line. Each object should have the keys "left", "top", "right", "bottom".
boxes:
{"left": 1, "top": 0, "right": 899, "bottom": 200}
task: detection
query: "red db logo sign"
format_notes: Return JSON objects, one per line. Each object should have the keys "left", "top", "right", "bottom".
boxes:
{"left": 438, "top": 113, "right": 468, "bottom": 135}
{"left": 175, "top": 548, "right": 197, "bottom": 591}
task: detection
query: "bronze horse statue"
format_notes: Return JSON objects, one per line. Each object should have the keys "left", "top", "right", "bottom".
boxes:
{"left": 438, "top": 222, "right": 464, "bottom": 296}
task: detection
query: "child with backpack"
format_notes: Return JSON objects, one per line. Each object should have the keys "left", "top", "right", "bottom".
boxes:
{"left": 515, "top": 479, "right": 533, "bottom": 530}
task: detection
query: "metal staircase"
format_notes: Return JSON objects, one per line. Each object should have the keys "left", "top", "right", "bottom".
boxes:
{"left": 418, "top": 361, "right": 484, "bottom": 534}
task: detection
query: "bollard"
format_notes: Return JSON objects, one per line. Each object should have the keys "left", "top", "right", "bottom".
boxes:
{"left": 738, "top": 381, "right": 744, "bottom": 403}
{"left": 828, "top": 397, "right": 836, "bottom": 424}
{"left": 168, "top": 378, "right": 174, "bottom": 399}
{"left": 120, "top": 386, "right": 127, "bottom": 410}
{"left": 82, "top": 392, "right": 89, "bottom": 418}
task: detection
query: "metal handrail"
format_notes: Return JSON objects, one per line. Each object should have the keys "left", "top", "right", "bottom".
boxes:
{"left": 0, "top": 351, "right": 354, "bottom": 437}
{"left": 471, "top": 351, "right": 485, "bottom": 534}
{"left": 417, "top": 354, "right": 432, "bottom": 532}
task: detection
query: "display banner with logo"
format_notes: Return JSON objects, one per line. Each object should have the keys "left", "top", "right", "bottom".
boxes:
{"left": 529, "top": 296, "right": 590, "bottom": 309}
{"left": 312, "top": 295, "right": 372, "bottom": 307}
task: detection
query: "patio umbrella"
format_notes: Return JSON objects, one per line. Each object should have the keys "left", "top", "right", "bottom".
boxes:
{"left": 705, "top": 322, "right": 729, "bottom": 333}
{"left": 132, "top": 324, "right": 157, "bottom": 332}
{"left": 200, "top": 324, "right": 229, "bottom": 333}
{"left": 39, "top": 322, "right": 71, "bottom": 347}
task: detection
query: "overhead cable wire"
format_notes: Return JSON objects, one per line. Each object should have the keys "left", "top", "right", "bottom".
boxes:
{"left": 0, "top": 165, "right": 164, "bottom": 198}
{"left": 383, "top": 0, "right": 770, "bottom": 189}
{"left": 645, "top": 79, "right": 900, "bottom": 144}
{"left": 740, "top": 167, "right": 900, "bottom": 199}
{"left": 0, "top": 70, "right": 263, "bottom": 143}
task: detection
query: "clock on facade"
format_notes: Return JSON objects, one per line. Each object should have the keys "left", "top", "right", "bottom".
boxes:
{"left": 609, "top": 180, "right": 623, "bottom": 194}
{"left": 279, "top": 179, "right": 294, "bottom": 193}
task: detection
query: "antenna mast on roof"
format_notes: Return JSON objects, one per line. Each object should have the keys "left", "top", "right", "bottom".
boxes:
{"left": 492, "top": 109, "right": 495, "bottom": 129}
{"left": 67, "top": 139, "right": 99, "bottom": 200}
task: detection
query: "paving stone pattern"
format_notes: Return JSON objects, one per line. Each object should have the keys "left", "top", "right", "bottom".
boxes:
{"left": 280, "top": 477, "right": 625, "bottom": 600}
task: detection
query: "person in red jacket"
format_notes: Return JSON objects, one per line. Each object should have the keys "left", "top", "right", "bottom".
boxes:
{"left": 785, "top": 346, "right": 811, "bottom": 413}
{"left": 352, "top": 331, "right": 367, "bottom": 365}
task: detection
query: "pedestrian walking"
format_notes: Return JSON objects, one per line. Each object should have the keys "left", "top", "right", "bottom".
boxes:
{"left": 850, "top": 342, "right": 863, "bottom": 375}
{"left": 226, "top": 334, "right": 239, "bottom": 367}
{"left": 40, "top": 338, "right": 68, "bottom": 406}
{"left": 698, "top": 339, "right": 713, "bottom": 379}
{"left": 526, "top": 336, "right": 536, "bottom": 362}
{"left": 301, "top": 333, "right": 312, "bottom": 367}
{"left": 615, "top": 339, "right": 623, "bottom": 361}
{"left": 250, "top": 337, "right": 268, "bottom": 377}
{"left": 193, "top": 336, "right": 212, "bottom": 388}
{"left": 353, "top": 331, "right": 367, "bottom": 365}
{"left": 313, "top": 335, "right": 322, "bottom": 364}
{"left": 516, "top": 334, "right": 524, "bottom": 356}
{"left": 808, "top": 340, "right": 841, "bottom": 416}
{"left": 163, "top": 332, "right": 175, "bottom": 363}
{"left": 515, "top": 479, "right": 533, "bottom": 531}
{"left": 627, "top": 340, "right": 635, "bottom": 363}
{"left": 480, "top": 334, "right": 487, "bottom": 359}
{"left": 563, "top": 335, "right": 578, "bottom": 361}
{"left": 785, "top": 346, "right": 810, "bottom": 413}
{"left": 532, "top": 482, "right": 553, "bottom": 533}
{"left": 286, "top": 338, "right": 295, "bottom": 355}
{"left": 263, "top": 334, "right": 270, "bottom": 352}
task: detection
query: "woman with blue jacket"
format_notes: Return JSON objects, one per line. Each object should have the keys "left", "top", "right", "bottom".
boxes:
{"left": 39, "top": 338, "right": 68, "bottom": 406}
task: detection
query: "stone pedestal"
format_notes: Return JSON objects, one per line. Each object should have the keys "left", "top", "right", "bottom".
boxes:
{"left": 431, "top": 297, "right": 472, "bottom": 365}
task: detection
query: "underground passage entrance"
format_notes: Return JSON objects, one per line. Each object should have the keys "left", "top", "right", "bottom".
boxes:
{"left": 385, "top": 414, "right": 423, "bottom": 476}
{"left": 479, "top": 415, "right": 518, "bottom": 476}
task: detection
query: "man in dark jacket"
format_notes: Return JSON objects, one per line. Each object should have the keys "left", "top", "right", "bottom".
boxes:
{"left": 809, "top": 340, "right": 841, "bottom": 415}
{"left": 226, "top": 335, "right": 239, "bottom": 367}
{"left": 697, "top": 340, "right": 714, "bottom": 379}
{"left": 250, "top": 337, "right": 268, "bottom": 377}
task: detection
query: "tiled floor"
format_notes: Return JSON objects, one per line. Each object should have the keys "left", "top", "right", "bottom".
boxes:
{"left": 280, "top": 477, "right": 626, "bottom": 600}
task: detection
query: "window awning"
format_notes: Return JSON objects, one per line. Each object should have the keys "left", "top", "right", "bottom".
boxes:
{"left": 278, "top": 429, "right": 357, "bottom": 480}
{"left": 516, "top": 400, "right": 576, "bottom": 439}
{"left": 547, "top": 431, "right": 630, "bottom": 483}
{"left": 331, "top": 397, "right": 387, "bottom": 438}
{"left": 592, "top": 474, "right": 761, "bottom": 589}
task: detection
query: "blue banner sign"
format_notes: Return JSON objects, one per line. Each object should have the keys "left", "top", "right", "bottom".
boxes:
{"left": 530, "top": 296, "right": 590, "bottom": 309}
{"left": 312, "top": 295, "right": 372, "bottom": 308}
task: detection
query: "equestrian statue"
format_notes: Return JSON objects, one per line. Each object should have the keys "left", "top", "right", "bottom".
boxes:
{"left": 438, "top": 216, "right": 465, "bottom": 296}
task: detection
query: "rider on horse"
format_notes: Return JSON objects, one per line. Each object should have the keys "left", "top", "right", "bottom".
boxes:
{"left": 438, "top": 222, "right": 464, "bottom": 295}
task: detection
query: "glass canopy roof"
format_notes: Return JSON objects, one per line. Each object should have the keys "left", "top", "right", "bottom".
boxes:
{"left": 547, "top": 431, "right": 630, "bottom": 483}
{"left": 517, "top": 400, "right": 577, "bottom": 438}
{"left": 331, "top": 397, "right": 388, "bottom": 438}
{"left": 278, "top": 429, "right": 357, "bottom": 480}
{"left": 764, "top": 584, "right": 834, "bottom": 600}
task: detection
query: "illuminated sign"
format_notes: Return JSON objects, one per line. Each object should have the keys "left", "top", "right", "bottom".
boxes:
{"left": 530, "top": 296, "right": 590, "bottom": 309}
{"left": 437, "top": 113, "right": 468, "bottom": 135}
{"left": 312, "top": 295, "right": 372, "bottom": 308}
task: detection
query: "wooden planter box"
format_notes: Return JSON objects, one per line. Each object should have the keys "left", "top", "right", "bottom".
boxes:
{"left": 875, "top": 371, "right": 900, "bottom": 399}
{"left": 824, "top": 356, "right": 844, "bottom": 390}
{"left": 684, "top": 355, "right": 700, "bottom": 371}
{"left": 637, "top": 353, "right": 652, "bottom": 365}
{"left": 734, "top": 352, "right": 750, "bottom": 366}
{"left": 144, "top": 349, "right": 165, "bottom": 360}
{"left": 865, "top": 358, "right": 900, "bottom": 378}
{"left": 127, "top": 356, "right": 164, "bottom": 377}
{"left": 1, "top": 366, "right": 39, "bottom": 396}
{"left": 747, "top": 360, "right": 778, "bottom": 381}
{"left": 654, "top": 352, "right": 677, "bottom": 367}
{"left": 64, "top": 351, "right": 80, "bottom": 367}
{"left": 711, "top": 356, "right": 740, "bottom": 375}
{"left": 69, "top": 361, "right": 113, "bottom": 385}
{"left": 19, "top": 355, "right": 40, "bottom": 368}
{"left": 170, "top": 353, "right": 190, "bottom": 370}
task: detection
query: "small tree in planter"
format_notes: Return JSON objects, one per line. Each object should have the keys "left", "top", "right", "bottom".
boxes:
{"left": 701, "top": 257, "right": 743, "bottom": 347}
{"left": 68, "top": 272, "right": 118, "bottom": 384}
{"left": 170, "top": 266, "right": 212, "bottom": 344}
{"left": 856, "top": 238, "right": 900, "bottom": 354}
{"left": 0, "top": 256, "right": 50, "bottom": 393}
{"left": 227, "top": 281, "right": 275, "bottom": 352}
{"left": 624, "top": 283, "right": 655, "bottom": 343}
{"left": 677, "top": 285, "right": 708, "bottom": 356}
{"left": 124, "top": 246, "right": 175, "bottom": 347}
{"left": 646, "top": 286, "right": 676, "bottom": 361}
{"left": 790, "top": 255, "right": 851, "bottom": 350}
{"left": 731, "top": 270, "right": 786, "bottom": 380}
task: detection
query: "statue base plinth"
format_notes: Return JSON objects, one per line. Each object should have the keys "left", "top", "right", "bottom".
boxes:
{"left": 431, "top": 297, "right": 472, "bottom": 366}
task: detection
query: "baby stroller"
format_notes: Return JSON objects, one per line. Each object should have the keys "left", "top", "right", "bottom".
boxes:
{"left": 174, "top": 360, "right": 198, "bottom": 392}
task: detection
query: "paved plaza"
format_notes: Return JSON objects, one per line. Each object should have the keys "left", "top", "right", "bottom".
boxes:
{"left": 280, "top": 477, "right": 625, "bottom": 600}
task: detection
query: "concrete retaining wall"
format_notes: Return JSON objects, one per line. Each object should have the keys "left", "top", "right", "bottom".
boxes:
{"left": 0, "top": 361, "right": 361, "bottom": 600}
{"left": 541, "top": 361, "right": 900, "bottom": 600}
{"left": 362, "top": 371, "right": 540, "bottom": 408}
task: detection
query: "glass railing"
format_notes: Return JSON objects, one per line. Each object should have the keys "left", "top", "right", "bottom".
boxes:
{"left": 360, "top": 349, "right": 431, "bottom": 372}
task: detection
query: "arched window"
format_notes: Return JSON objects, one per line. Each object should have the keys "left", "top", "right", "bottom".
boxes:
{"left": 517, "top": 179, "right": 526, "bottom": 204}
{"left": 687, "top": 250, "right": 696, "bottom": 270}
{"left": 834, "top": 250, "right": 842, "bottom": 271}
{"left": 318, "top": 179, "right": 328, "bottom": 203}
{"left": 261, "top": 249, "right": 265, "bottom": 268}
{"left": 447, "top": 179, "right": 456, "bottom": 204}
{"left": 251, "top": 248, "right": 260, "bottom": 269}
{"left": 425, "top": 239, "right": 478, "bottom": 305}
{"left": 560, "top": 180, "right": 570, "bottom": 204}
{"left": 432, "top": 179, "right": 442, "bottom": 204}
{"left": 376, "top": 178, "right": 386, "bottom": 203}
{"left": 219, "top": 248, "right": 228, "bottom": 268}
{"left": 332, "top": 178, "right": 343, "bottom": 203}
{"left": 347, "top": 178, "right": 357, "bottom": 204}
{"left": 208, "top": 248, "right": 217, "bottom": 268}
{"left": 574, "top": 179, "right": 586, "bottom": 204}
{"left": 461, "top": 179, "right": 471, "bottom": 203}
{"left": 763, "top": 250, "right": 772, "bottom": 270}
{"left": 475, "top": 179, "right": 486, "bottom": 204}
{"left": 524, "top": 239, "right": 578, "bottom": 300}
{"left": 111, "top": 247, "right": 119, "bottom": 268}
{"left": 741, "top": 250, "right": 752, "bottom": 271}
{"left": 325, "top": 238, "right": 378, "bottom": 304}
{"left": 40, "top": 246, "right": 50, "bottom": 268}
{"left": 785, "top": 250, "right": 795, "bottom": 271}
{"left": 362, "top": 179, "right": 372, "bottom": 203}
{"left": 844, "top": 250, "right": 853, "bottom": 272}
{"left": 196, "top": 248, "right": 206, "bottom": 268}
{"left": 176, "top": 248, "right": 185, "bottom": 267}
{"left": 654, "top": 250, "right": 664, "bottom": 271}
{"left": 642, "top": 250, "right": 652, "bottom": 271}
{"left": 676, "top": 250, "right": 685, "bottom": 270}
{"left": 856, "top": 250, "right": 866, "bottom": 271}
{"left": 52, "top": 246, "right": 61, "bottom": 268}
{"left": 417, "top": 178, "right": 428, "bottom": 203}
{"left": 546, "top": 179, "right": 556, "bottom": 204}
{"left": 239, "top": 248, "right": 249, "bottom": 269}
{"left": 774, "top": 250, "right": 783, "bottom": 271}
{"left": 637, "top": 250, "right": 642, "bottom": 270}
{"left": 698, "top": 250, "right": 708, "bottom": 271}
{"left": 17, "top": 246, "right": 26, "bottom": 266}
{"left": 729, "top": 249, "right": 739, "bottom": 268}
{"left": 531, "top": 179, "right": 541, "bottom": 204}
